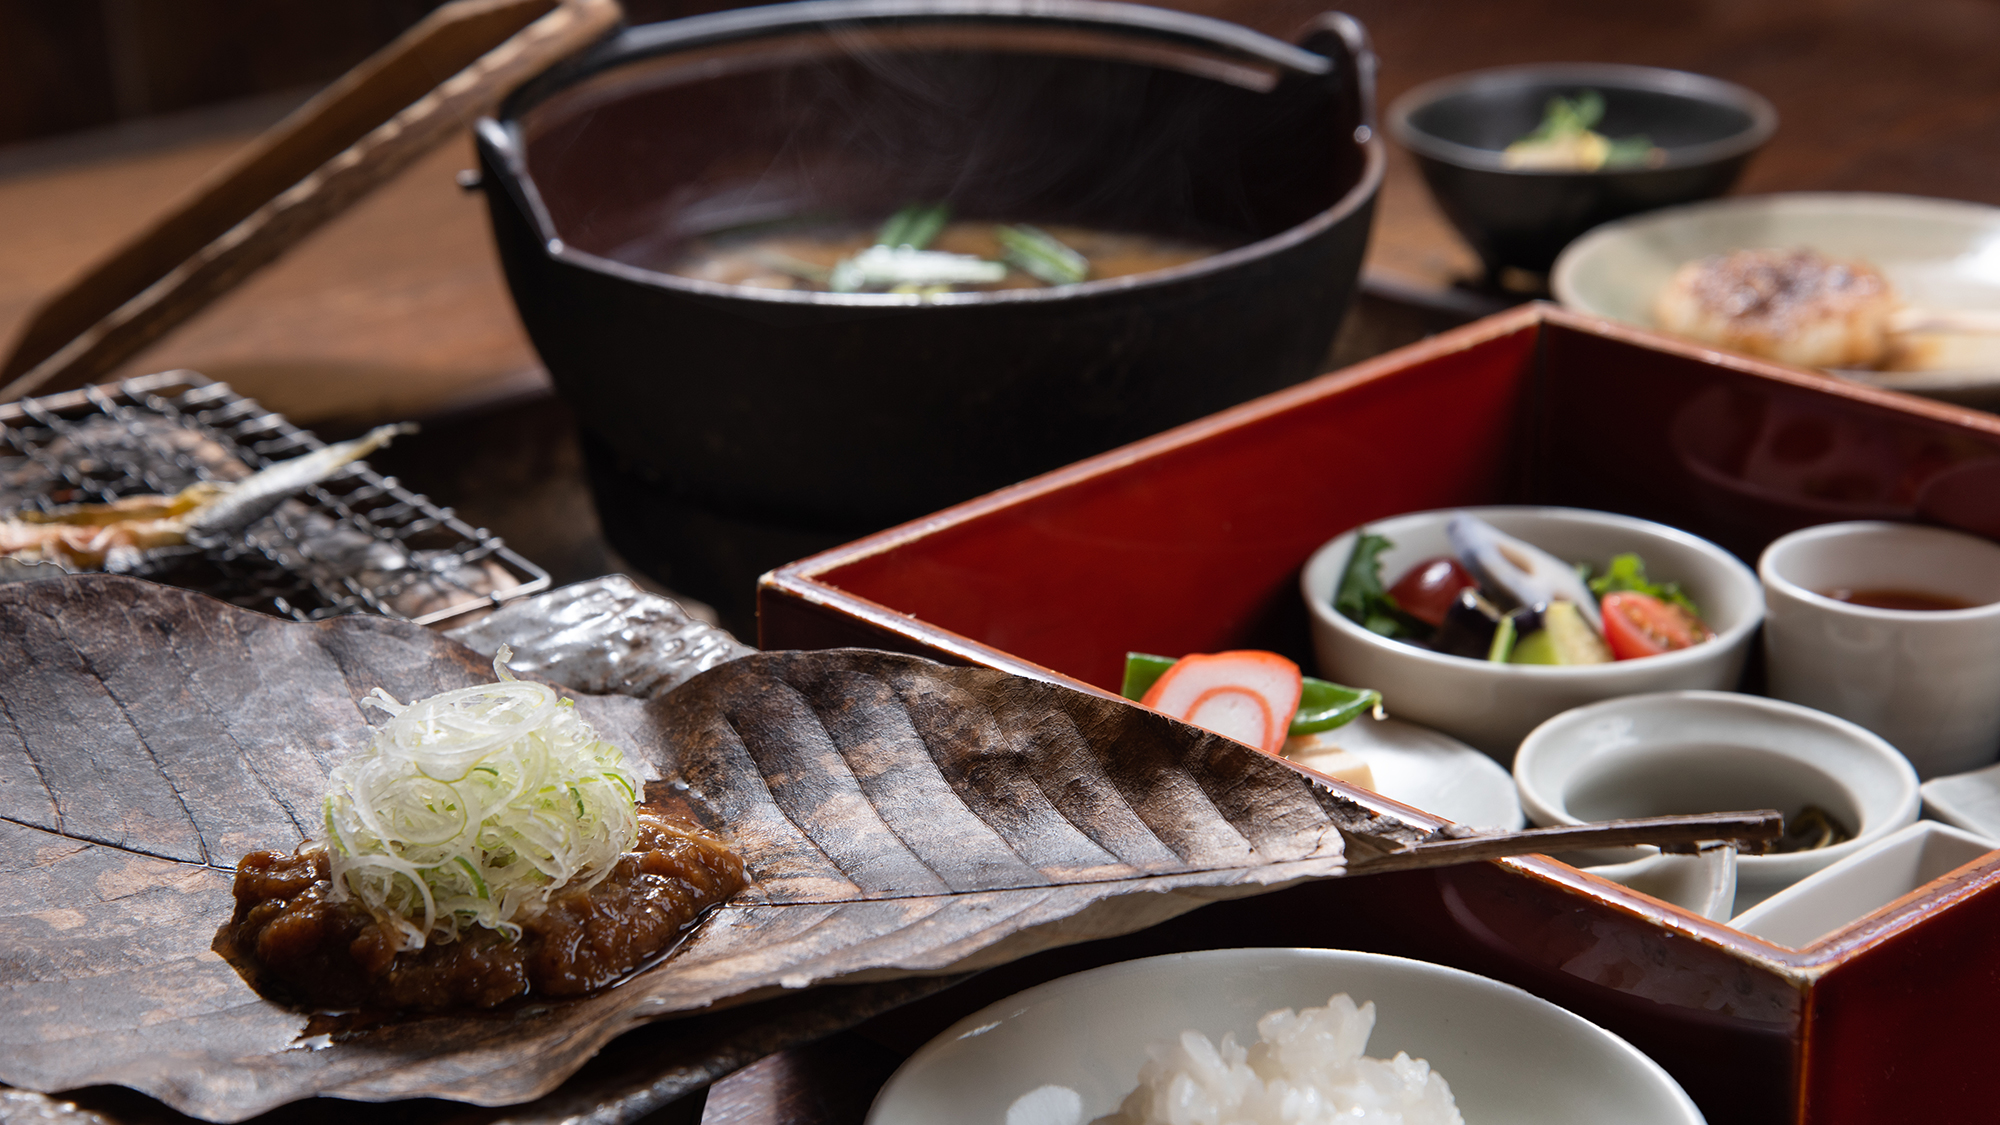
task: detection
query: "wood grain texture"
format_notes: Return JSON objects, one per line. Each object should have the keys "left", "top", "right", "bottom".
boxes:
{"left": 4, "top": 0, "right": 1997, "bottom": 425}
{"left": 0, "top": 576, "right": 1417, "bottom": 1122}
{"left": 0, "top": 0, "right": 621, "bottom": 403}
{"left": 0, "top": 0, "right": 557, "bottom": 388}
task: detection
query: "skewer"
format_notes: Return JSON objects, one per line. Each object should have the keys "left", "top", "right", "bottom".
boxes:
{"left": 1349, "top": 809, "right": 1783, "bottom": 875}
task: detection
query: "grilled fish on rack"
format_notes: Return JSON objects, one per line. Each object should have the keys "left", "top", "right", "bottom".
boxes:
{"left": 0, "top": 424, "right": 413, "bottom": 572}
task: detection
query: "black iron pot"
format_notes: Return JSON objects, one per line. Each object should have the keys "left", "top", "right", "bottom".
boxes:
{"left": 476, "top": 0, "right": 1383, "bottom": 624}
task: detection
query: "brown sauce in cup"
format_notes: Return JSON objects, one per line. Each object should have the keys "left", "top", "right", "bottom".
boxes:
{"left": 1820, "top": 588, "right": 1978, "bottom": 611}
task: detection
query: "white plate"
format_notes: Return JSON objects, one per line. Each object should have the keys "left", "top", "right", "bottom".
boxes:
{"left": 1294, "top": 715, "right": 1525, "bottom": 831}
{"left": 866, "top": 948, "right": 1705, "bottom": 1125}
{"left": 1552, "top": 192, "right": 2000, "bottom": 405}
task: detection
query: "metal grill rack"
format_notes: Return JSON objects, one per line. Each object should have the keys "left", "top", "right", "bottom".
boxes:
{"left": 0, "top": 371, "right": 550, "bottom": 626}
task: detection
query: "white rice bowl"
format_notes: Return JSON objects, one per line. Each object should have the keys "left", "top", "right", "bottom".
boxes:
{"left": 865, "top": 948, "right": 1705, "bottom": 1125}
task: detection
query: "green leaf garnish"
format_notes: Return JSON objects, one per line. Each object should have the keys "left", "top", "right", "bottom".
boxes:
{"left": 877, "top": 202, "right": 950, "bottom": 250}
{"left": 1587, "top": 552, "right": 1701, "bottom": 616}
{"left": 996, "top": 224, "right": 1089, "bottom": 285}
{"left": 1519, "top": 91, "right": 1606, "bottom": 145}
{"left": 1333, "top": 531, "right": 1421, "bottom": 638}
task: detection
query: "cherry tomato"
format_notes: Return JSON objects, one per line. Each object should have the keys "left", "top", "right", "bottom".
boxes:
{"left": 1386, "top": 556, "right": 1477, "bottom": 627}
{"left": 1601, "top": 592, "right": 1713, "bottom": 660}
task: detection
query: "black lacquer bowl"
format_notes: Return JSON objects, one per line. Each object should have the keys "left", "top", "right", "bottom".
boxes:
{"left": 1388, "top": 63, "right": 1775, "bottom": 276}
{"left": 474, "top": 0, "right": 1383, "bottom": 624}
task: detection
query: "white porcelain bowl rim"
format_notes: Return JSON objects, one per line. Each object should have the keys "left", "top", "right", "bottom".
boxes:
{"left": 1759, "top": 521, "right": 2000, "bottom": 619}
{"left": 1514, "top": 689, "right": 1921, "bottom": 873}
{"left": 1304, "top": 506, "right": 1763, "bottom": 679}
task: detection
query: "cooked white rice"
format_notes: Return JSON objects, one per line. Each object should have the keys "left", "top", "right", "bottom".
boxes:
{"left": 1113, "top": 993, "right": 1463, "bottom": 1125}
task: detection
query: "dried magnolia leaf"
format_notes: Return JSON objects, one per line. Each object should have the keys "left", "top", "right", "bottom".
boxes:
{"left": 0, "top": 577, "right": 1432, "bottom": 1121}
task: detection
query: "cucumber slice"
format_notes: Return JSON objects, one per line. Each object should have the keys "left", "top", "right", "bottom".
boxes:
{"left": 1509, "top": 624, "right": 1559, "bottom": 665}
{"left": 1508, "top": 602, "right": 1612, "bottom": 665}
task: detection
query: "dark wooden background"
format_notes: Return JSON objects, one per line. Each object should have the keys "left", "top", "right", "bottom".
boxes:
{"left": 2, "top": 0, "right": 1996, "bottom": 619}
{"left": 8, "top": 0, "right": 1997, "bottom": 201}
{"left": 2, "top": 0, "right": 1998, "bottom": 1120}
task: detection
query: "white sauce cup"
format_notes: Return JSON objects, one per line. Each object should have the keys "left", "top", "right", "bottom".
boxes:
{"left": 1759, "top": 521, "right": 2000, "bottom": 778}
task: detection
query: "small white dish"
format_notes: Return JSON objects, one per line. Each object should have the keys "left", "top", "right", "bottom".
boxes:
{"left": 1289, "top": 715, "right": 1525, "bottom": 831}
{"left": 865, "top": 948, "right": 1705, "bottom": 1125}
{"left": 1302, "top": 506, "right": 1763, "bottom": 761}
{"left": 1515, "top": 691, "right": 1920, "bottom": 915}
{"left": 1921, "top": 760, "right": 2000, "bottom": 838}
{"left": 1730, "top": 820, "right": 1997, "bottom": 949}
{"left": 1582, "top": 848, "right": 1738, "bottom": 923}
{"left": 1551, "top": 192, "right": 2000, "bottom": 406}
{"left": 1759, "top": 521, "right": 2000, "bottom": 779}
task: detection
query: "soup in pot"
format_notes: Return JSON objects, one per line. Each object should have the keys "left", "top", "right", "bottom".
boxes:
{"left": 665, "top": 213, "right": 1228, "bottom": 294}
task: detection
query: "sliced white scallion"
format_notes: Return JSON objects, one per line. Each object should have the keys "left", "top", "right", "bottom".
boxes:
{"left": 829, "top": 245, "right": 1008, "bottom": 293}
{"left": 322, "top": 645, "right": 641, "bottom": 950}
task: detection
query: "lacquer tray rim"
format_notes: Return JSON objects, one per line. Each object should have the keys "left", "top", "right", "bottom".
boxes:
{"left": 758, "top": 301, "right": 2000, "bottom": 981}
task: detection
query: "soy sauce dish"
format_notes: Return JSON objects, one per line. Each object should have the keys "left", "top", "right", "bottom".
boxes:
{"left": 1514, "top": 691, "right": 1921, "bottom": 916}
{"left": 1301, "top": 507, "right": 1764, "bottom": 760}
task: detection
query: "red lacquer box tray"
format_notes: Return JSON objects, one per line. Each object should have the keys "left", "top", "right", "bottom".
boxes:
{"left": 758, "top": 304, "right": 2000, "bottom": 1125}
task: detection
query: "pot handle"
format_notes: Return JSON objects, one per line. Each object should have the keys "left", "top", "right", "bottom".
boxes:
{"left": 1292, "top": 11, "right": 1380, "bottom": 135}
{"left": 504, "top": 0, "right": 1352, "bottom": 122}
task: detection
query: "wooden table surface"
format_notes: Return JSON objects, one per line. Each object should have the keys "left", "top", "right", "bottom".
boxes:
{"left": 3, "top": 1, "right": 1998, "bottom": 1121}
{"left": 7, "top": 0, "right": 1997, "bottom": 431}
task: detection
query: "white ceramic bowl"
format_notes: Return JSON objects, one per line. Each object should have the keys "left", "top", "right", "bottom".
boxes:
{"left": 1515, "top": 691, "right": 1921, "bottom": 914}
{"left": 866, "top": 948, "right": 1705, "bottom": 1125}
{"left": 1302, "top": 506, "right": 1763, "bottom": 760}
{"left": 1730, "top": 820, "right": 1996, "bottom": 949}
{"left": 1551, "top": 192, "right": 2000, "bottom": 405}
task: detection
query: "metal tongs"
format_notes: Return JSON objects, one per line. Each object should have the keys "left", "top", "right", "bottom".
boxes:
{"left": 0, "top": 0, "right": 623, "bottom": 404}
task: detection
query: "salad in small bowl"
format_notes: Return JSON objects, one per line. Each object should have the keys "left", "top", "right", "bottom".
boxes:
{"left": 1302, "top": 507, "right": 1763, "bottom": 761}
